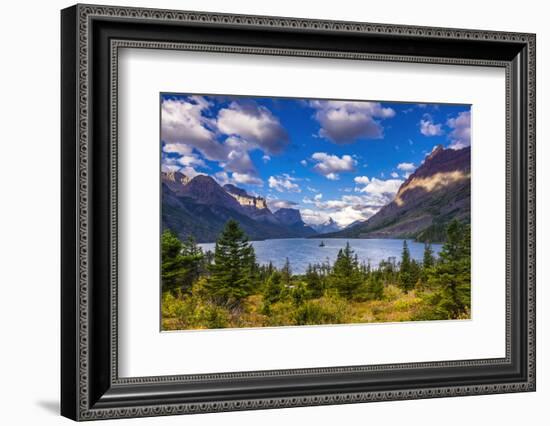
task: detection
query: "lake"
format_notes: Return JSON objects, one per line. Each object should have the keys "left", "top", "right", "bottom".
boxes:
{"left": 199, "top": 238, "right": 442, "bottom": 275}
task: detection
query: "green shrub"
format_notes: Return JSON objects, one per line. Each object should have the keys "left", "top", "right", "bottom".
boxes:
{"left": 266, "top": 300, "right": 296, "bottom": 327}
{"left": 203, "top": 304, "right": 230, "bottom": 328}
{"left": 294, "top": 295, "right": 348, "bottom": 325}
{"left": 290, "top": 281, "right": 311, "bottom": 305}
{"left": 383, "top": 285, "right": 404, "bottom": 302}
{"left": 161, "top": 290, "right": 231, "bottom": 330}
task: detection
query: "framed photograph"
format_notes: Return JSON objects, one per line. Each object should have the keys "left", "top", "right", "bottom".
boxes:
{"left": 61, "top": 4, "right": 536, "bottom": 421}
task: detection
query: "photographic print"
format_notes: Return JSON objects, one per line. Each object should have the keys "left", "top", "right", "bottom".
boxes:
{"left": 160, "top": 94, "right": 472, "bottom": 331}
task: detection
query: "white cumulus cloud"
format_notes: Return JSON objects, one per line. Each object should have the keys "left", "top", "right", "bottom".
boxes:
{"left": 214, "top": 171, "right": 231, "bottom": 186}
{"left": 267, "top": 199, "right": 298, "bottom": 211}
{"left": 309, "top": 100, "right": 395, "bottom": 144}
{"left": 161, "top": 97, "right": 225, "bottom": 161}
{"left": 300, "top": 192, "right": 385, "bottom": 227}
{"left": 177, "top": 154, "right": 204, "bottom": 166}
{"left": 397, "top": 162, "right": 416, "bottom": 172}
{"left": 311, "top": 152, "right": 357, "bottom": 180}
{"left": 162, "top": 143, "right": 193, "bottom": 156}
{"left": 217, "top": 101, "right": 289, "bottom": 154}
{"left": 300, "top": 209, "right": 332, "bottom": 226}
{"left": 221, "top": 145, "right": 256, "bottom": 175}
{"left": 354, "top": 176, "right": 370, "bottom": 185}
{"left": 331, "top": 206, "right": 378, "bottom": 227}
{"left": 358, "top": 177, "right": 403, "bottom": 195}
{"left": 233, "top": 172, "right": 263, "bottom": 186}
{"left": 419, "top": 114, "right": 444, "bottom": 137}
{"left": 447, "top": 111, "right": 471, "bottom": 150}
{"left": 268, "top": 174, "right": 301, "bottom": 193}
{"left": 353, "top": 176, "right": 404, "bottom": 207}
{"left": 161, "top": 97, "right": 292, "bottom": 184}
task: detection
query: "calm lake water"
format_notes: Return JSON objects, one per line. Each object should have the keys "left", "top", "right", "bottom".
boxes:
{"left": 199, "top": 238, "right": 442, "bottom": 275}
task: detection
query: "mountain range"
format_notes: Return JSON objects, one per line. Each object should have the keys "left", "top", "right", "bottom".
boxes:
{"left": 311, "top": 217, "right": 341, "bottom": 234}
{"left": 321, "top": 145, "right": 471, "bottom": 242}
{"left": 161, "top": 171, "right": 317, "bottom": 243}
{"left": 162, "top": 144, "right": 470, "bottom": 244}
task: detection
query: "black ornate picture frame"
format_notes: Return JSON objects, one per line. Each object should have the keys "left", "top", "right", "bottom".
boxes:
{"left": 61, "top": 4, "right": 536, "bottom": 421}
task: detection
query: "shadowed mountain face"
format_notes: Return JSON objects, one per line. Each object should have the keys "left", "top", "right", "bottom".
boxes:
{"left": 161, "top": 172, "right": 317, "bottom": 243}
{"left": 273, "top": 208, "right": 302, "bottom": 225}
{"left": 322, "top": 145, "right": 471, "bottom": 242}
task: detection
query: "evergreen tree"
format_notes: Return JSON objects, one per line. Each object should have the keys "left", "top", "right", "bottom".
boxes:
{"left": 291, "top": 281, "right": 310, "bottom": 305}
{"left": 410, "top": 259, "right": 421, "bottom": 288}
{"left": 420, "top": 242, "right": 435, "bottom": 286}
{"left": 331, "top": 242, "right": 362, "bottom": 299}
{"left": 181, "top": 235, "right": 204, "bottom": 282}
{"left": 367, "top": 272, "right": 384, "bottom": 300}
{"left": 281, "top": 257, "right": 292, "bottom": 286}
{"left": 257, "top": 261, "right": 275, "bottom": 284}
{"left": 305, "top": 264, "right": 324, "bottom": 298}
{"left": 247, "top": 246, "right": 260, "bottom": 293}
{"left": 333, "top": 243, "right": 354, "bottom": 276}
{"left": 398, "top": 240, "right": 415, "bottom": 291}
{"left": 206, "top": 220, "right": 255, "bottom": 307}
{"left": 263, "top": 270, "right": 284, "bottom": 305}
{"left": 423, "top": 243, "right": 435, "bottom": 269}
{"left": 427, "top": 220, "right": 471, "bottom": 318}
{"left": 161, "top": 230, "right": 203, "bottom": 294}
{"left": 203, "top": 249, "right": 214, "bottom": 268}
{"left": 378, "top": 258, "right": 396, "bottom": 285}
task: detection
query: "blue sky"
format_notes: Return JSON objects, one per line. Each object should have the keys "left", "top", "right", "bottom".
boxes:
{"left": 161, "top": 93, "right": 471, "bottom": 227}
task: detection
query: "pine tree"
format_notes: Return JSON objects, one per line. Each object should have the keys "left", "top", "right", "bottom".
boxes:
{"left": 265, "top": 261, "right": 274, "bottom": 278}
{"left": 181, "top": 235, "right": 204, "bottom": 283}
{"left": 410, "top": 259, "right": 421, "bottom": 287}
{"left": 247, "top": 245, "right": 260, "bottom": 293}
{"left": 291, "top": 281, "right": 310, "bottom": 305}
{"left": 427, "top": 220, "right": 471, "bottom": 318}
{"left": 161, "top": 230, "right": 203, "bottom": 294}
{"left": 206, "top": 220, "right": 256, "bottom": 307}
{"left": 305, "top": 264, "right": 324, "bottom": 298}
{"left": 333, "top": 243, "right": 354, "bottom": 276}
{"left": 399, "top": 240, "right": 415, "bottom": 291}
{"left": 423, "top": 243, "right": 435, "bottom": 269}
{"left": 378, "top": 258, "right": 396, "bottom": 285}
{"left": 367, "top": 272, "right": 384, "bottom": 300}
{"left": 263, "top": 271, "right": 284, "bottom": 305}
{"left": 420, "top": 242, "right": 435, "bottom": 286}
{"left": 331, "top": 242, "right": 362, "bottom": 299}
{"left": 281, "top": 257, "right": 292, "bottom": 286}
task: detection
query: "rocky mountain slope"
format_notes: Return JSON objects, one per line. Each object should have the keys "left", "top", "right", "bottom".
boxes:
{"left": 161, "top": 172, "right": 317, "bottom": 242}
{"left": 322, "top": 145, "right": 471, "bottom": 242}
{"left": 223, "top": 184, "right": 279, "bottom": 223}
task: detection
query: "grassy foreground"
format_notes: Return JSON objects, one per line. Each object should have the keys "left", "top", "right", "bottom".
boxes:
{"left": 161, "top": 219, "right": 471, "bottom": 331}
{"left": 162, "top": 284, "right": 469, "bottom": 331}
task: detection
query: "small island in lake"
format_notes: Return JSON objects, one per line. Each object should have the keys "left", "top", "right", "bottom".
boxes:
{"left": 160, "top": 94, "right": 471, "bottom": 330}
